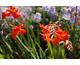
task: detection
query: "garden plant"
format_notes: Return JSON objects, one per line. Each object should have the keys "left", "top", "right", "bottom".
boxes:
{"left": 0, "top": 6, "right": 80, "bottom": 59}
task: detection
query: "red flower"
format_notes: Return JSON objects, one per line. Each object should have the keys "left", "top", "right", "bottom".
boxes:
{"left": 11, "top": 23, "right": 26, "bottom": 39}
{"left": 2, "top": 12, "right": 7, "bottom": 20}
{"left": 54, "top": 31, "right": 68, "bottom": 42}
{"left": 2, "top": 6, "right": 21, "bottom": 19}
{"left": 39, "top": 23, "right": 44, "bottom": 28}
{"left": 39, "top": 23, "right": 71, "bottom": 46}
{"left": 39, "top": 23, "right": 51, "bottom": 34}
{"left": 55, "top": 25, "right": 63, "bottom": 34}
{"left": 40, "top": 33, "right": 51, "bottom": 42}
{"left": 51, "top": 38, "right": 60, "bottom": 46}
{"left": 6, "top": 6, "right": 21, "bottom": 19}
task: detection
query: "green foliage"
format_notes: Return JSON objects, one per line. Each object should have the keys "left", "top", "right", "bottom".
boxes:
{"left": 0, "top": 6, "right": 80, "bottom": 59}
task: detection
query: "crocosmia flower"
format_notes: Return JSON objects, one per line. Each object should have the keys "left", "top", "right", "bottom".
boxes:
{"left": 2, "top": 6, "right": 21, "bottom": 19}
{"left": 39, "top": 21, "right": 72, "bottom": 49}
{"left": 2, "top": 11, "right": 7, "bottom": 19}
{"left": 11, "top": 23, "right": 26, "bottom": 39}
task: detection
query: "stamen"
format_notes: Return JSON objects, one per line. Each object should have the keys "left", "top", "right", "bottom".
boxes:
{"left": 68, "top": 8, "right": 70, "bottom": 11}
{"left": 47, "top": 7, "right": 50, "bottom": 9}
{"left": 50, "top": 11, "right": 53, "bottom": 14}
{"left": 63, "top": 8, "right": 66, "bottom": 10}
{"left": 55, "top": 14, "right": 58, "bottom": 16}
{"left": 35, "top": 17, "right": 38, "bottom": 19}
{"left": 37, "top": 12, "right": 40, "bottom": 15}
{"left": 65, "top": 15, "right": 67, "bottom": 18}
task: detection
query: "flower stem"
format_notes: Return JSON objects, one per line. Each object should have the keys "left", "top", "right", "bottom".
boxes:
{"left": 47, "top": 42, "right": 54, "bottom": 59}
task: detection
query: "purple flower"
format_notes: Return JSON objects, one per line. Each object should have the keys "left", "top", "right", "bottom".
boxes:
{"left": 1, "top": 21, "right": 6, "bottom": 26}
{"left": 37, "top": 7, "right": 43, "bottom": 11}
{"left": 4, "top": 25, "right": 7, "bottom": 29}
{"left": 1, "top": 7, "right": 8, "bottom": 12}
{"left": 20, "top": 6, "right": 25, "bottom": 8}
{"left": 61, "top": 7, "right": 68, "bottom": 13}
{"left": 51, "top": 6, "right": 56, "bottom": 12}
{"left": 0, "top": 30, "right": 3, "bottom": 35}
{"left": 46, "top": 6, "right": 58, "bottom": 18}
{"left": 63, "top": 13, "right": 70, "bottom": 20}
{"left": 67, "top": 7, "right": 72, "bottom": 13}
{"left": 32, "top": 12, "right": 41, "bottom": 23}
{"left": 31, "top": 14, "right": 35, "bottom": 19}
{"left": 47, "top": 10, "right": 58, "bottom": 18}
{"left": 45, "top": 18, "right": 48, "bottom": 21}
{"left": 70, "top": 16, "right": 75, "bottom": 24}
{"left": 20, "top": 11, "right": 29, "bottom": 21}
{"left": 70, "top": 6, "right": 77, "bottom": 14}
{"left": 29, "top": 25, "right": 34, "bottom": 29}
{"left": 8, "top": 15, "right": 14, "bottom": 21}
{"left": 44, "top": 6, "right": 51, "bottom": 12}
{"left": 27, "top": 6, "right": 32, "bottom": 12}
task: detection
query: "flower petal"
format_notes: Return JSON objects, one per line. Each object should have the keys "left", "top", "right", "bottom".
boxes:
{"left": 12, "top": 29, "right": 15, "bottom": 32}
{"left": 10, "top": 6, "right": 16, "bottom": 10}
{"left": 7, "top": 12, "right": 11, "bottom": 16}
{"left": 18, "top": 23, "right": 23, "bottom": 29}
{"left": 11, "top": 32, "right": 19, "bottom": 39}
{"left": 78, "top": 22, "right": 80, "bottom": 25}
{"left": 20, "top": 29, "right": 26, "bottom": 34}
{"left": 39, "top": 23, "right": 44, "bottom": 28}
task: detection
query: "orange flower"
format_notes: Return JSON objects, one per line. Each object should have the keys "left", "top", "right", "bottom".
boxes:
{"left": 39, "top": 23, "right": 51, "bottom": 34}
{"left": 51, "top": 38, "right": 60, "bottom": 46}
{"left": 2, "top": 6, "right": 21, "bottom": 19}
{"left": 39, "top": 23, "right": 71, "bottom": 46}
{"left": 39, "top": 23, "right": 44, "bottom": 28}
{"left": 55, "top": 25, "right": 63, "bottom": 34}
{"left": 2, "top": 12, "right": 7, "bottom": 20}
{"left": 55, "top": 25, "right": 70, "bottom": 42}
{"left": 7, "top": 6, "right": 21, "bottom": 19}
{"left": 40, "top": 33, "right": 51, "bottom": 42}
{"left": 55, "top": 31, "right": 69, "bottom": 42}
{"left": 11, "top": 23, "right": 26, "bottom": 39}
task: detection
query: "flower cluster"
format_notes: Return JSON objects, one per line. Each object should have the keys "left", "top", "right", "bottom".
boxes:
{"left": 39, "top": 21, "right": 72, "bottom": 48}
{"left": 43, "top": 6, "right": 58, "bottom": 21}
{"left": 61, "top": 6, "right": 80, "bottom": 25}
{"left": 2, "top": 6, "right": 21, "bottom": 20}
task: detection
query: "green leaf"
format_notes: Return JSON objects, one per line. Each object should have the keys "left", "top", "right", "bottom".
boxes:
{"left": 0, "top": 54, "right": 4, "bottom": 59}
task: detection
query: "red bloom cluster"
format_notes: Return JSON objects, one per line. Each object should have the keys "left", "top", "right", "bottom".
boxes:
{"left": 11, "top": 23, "right": 26, "bottom": 39}
{"left": 39, "top": 22, "right": 70, "bottom": 46}
{"left": 2, "top": 6, "right": 21, "bottom": 20}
